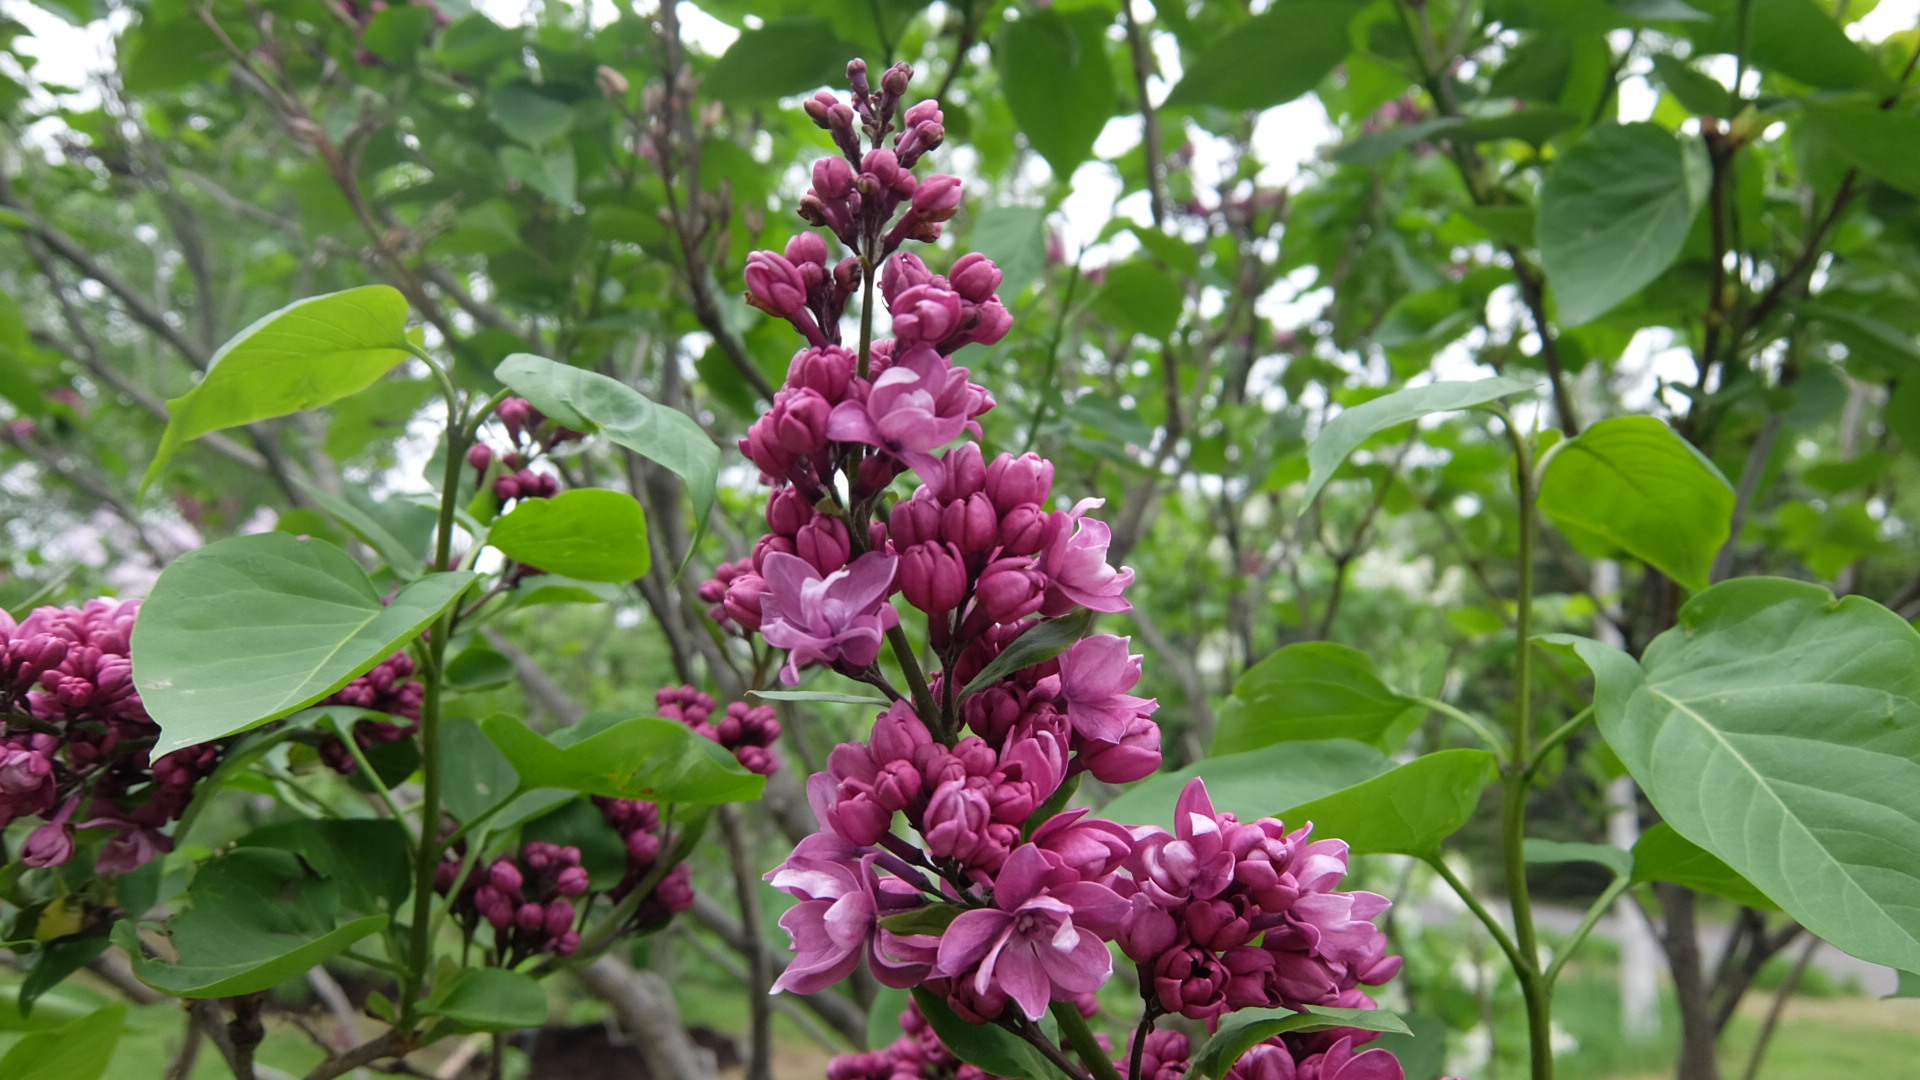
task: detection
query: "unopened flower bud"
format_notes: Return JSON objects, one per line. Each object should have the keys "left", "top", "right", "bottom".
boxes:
{"left": 786, "top": 230, "right": 830, "bottom": 269}
{"left": 595, "top": 64, "right": 629, "bottom": 99}
{"left": 999, "top": 504, "right": 1050, "bottom": 556}
{"left": 467, "top": 443, "right": 494, "bottom": 472}
{"left": 900, "top": 542, "right": 968, "bottom": 613}
{"left": 941, "top": 493, "right": 997, "bottom": 554}
{"left": 787, "top": 345, "right": 855, "bottom": 400}
{"left": 940, "top": 442, "right": 987, "bottom": 501}
{"left": 767, "top": 487, "right": 816, "bottom": 537}
{"left": 887, "top": 490, "right": 943, "bottom": 549}
{"left": 911, "top": 174, "right": 964, "bottom": 222}
{"left": 545, "top": 899, "right": 576, "bottom": 937}
{"left": 950, "top": 252, "right": 1003, "bottom": 303}
{"left": 488, "top": 860, "right": 524, "bottom": 894}
{"left": 795, "top": 516, "right": 852, "bottom": 575}
{"left": 812, "top": 156, "right": 855, "bottom": 200}
{"left": 745, "top": 251, "right": 809, "bottom": 318}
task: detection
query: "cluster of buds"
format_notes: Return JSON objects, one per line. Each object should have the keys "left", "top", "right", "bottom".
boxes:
{"left": 0, "top": 599, "right": 221, "bottom": 873}
{"left": 316, "top": 652, "right": 423, "bottom": 774}
{"left": 655, "top": 685, "right": 782, "bottom": 776}
{"left": 437, "top": 841, "right": 591, "bottom": 963}
{"left": 467, "top": 397, "right": 580, "bottom": 504}
{"left": 1132, "top": 1028, "right": 1407, "bottom": 1080}
{"left": 723, "top": 58, "right": 1408, "bottom": 1080}
{"left": 826, "top": 1000, "right": 991, "bottom": 1080}
{"left": 595, "top": 796, "right": 696, "bottom": 931}
{"left": 338, "top": 0, "right": 450, "bottom": 66}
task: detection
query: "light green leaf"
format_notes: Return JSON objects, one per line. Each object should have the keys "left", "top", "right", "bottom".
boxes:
{"left": 118, "top": 848, "right": 388, "bottom": 998}
{"left": 1566, "top": 579, "right": 1920, "bottom": 970}
{"left": 1090, "top": 260, "right": 1184, "bottom": 341}
{"left": 1649, "top": 54, "right": 1733, "bottom": 115}
{"left": 1691, "top": 0, "right": 1886, "bottom": 91}
{"left": 492, "top": 81, "right": 574, "bottom": 145}
{"left": 996, "top": 9, "right": 1114, "bottom": 175}
{"left": 494, "top": 354, "right": 719, "bottom": 548}
{"left": 1101, "top": 739, "right": 1390, "bottom": 830}
{"left": 0, "top": 1003, "right": 125, "bottom": 1080}
{"left": 132, "top": 533, "right": 475, "bottom": 754}
{"left": 442, "top": 717, "right": 520, "bottom": 824}
{"left": 1192, "top": 1006, "right": 1411, "bottom": 1078}
{"left": 707, "top": 17, "right": 864, "bottom": 103}
{"left": 1166, "top": 2, "right": 1361, "bottom": 112}
{"left": 294, "top": 481, "right": 426, "bottom": 580}
{"left": 1537, "top": 416, "right": 1734, "bottom": 591}
{"left": 1631, "top": 822, "right": 1779, "bottom": 910}
{"left": 1211, "top": 642, "right": 1414, "bottom": 754}
{"left": 500, "top": 144, "right": 577, "bottom": 206}
{"left": 1277, "top": 750, "right": 1499, "bottom": 857}
{"left": 1538, "top": 123, "right": 1709, "bottom": 327}
{"left": 1525, "top": 838, "right": 1634, "bottom": 881}
{"left": 1301, "top": 376, "right": 1541, "bottom": 511}
{"left": 488, "top": 488, "right": 651, "bottom": 582}
{"left": 482, "top": 715, "right": 764, "bottom": 804}
{"left": 424, "top": 968, "right": 549, "bottom": 1031}
{"left": 969, "top": 206, "right": 1050, "bottom": 304}
{"left": 142, "top": 287, "right": 412, "bottom": 491}
{"left": 1801, "top": 101, "right": 1920, "bottom": 197}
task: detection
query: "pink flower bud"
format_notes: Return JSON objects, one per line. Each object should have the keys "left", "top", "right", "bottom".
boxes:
{"left": 516, "top": 901, "right": 548, "bottom": 932}
{"left": 900, "top": 542, "right": 968, "bottom": 613}
{"left": 999, "top": 504, "right": 1050, "bottom": 556}
{"left": 723, "top": 573, "right": 768, "bottom": 631}
{"left": 770, "top": 387, "right": 834, "bottom": 456}
{"left": 881, "top": 252, "right": 935, "bottom": 305}
{"left": 556, "top": 866, "right": 591, "bottom": 898}
{"left": 786, "top": 230, "right": 830, "bottom": 269}
{"left": 973, "top": 557, "right": 1047, "bottom": 624}
{"left": 795, "top": 516, "right": 853, "bottom": 575}
{"left": 545, "top": 899, "right": 576, "bottom": 937}
{"left": 862, "top": 149, "right": 902, "bottom": 188}
{"left": 767, "top": 486, "right": 816, "bottom": 537}
{"left": 911, "top": 175, "right": 964, "bottom": 223}
{"left": 950, "top": 252, "right": 1003, "bottom": 303}
{"left": 986, "top": 453, "right": 1053, "bottom": 514}
{"left": 890, "top": 283, "right": 964, "bottom": 346}
{"left": 626, "top": 829, "right": 662, "bottom": 866}
{"left": 887, "top": 490, "right": 943, "bottom": 549}
{"left": 941, "top": 493, "right": 998, "bottom": 554}
{"left": 827, "top": 788, "right": 893, "bottom": 847}
{"left": 787, "top": 345, "right": 856, "bottom": 400}
{"left": 467, "top": 443, "right": 494, "bottom": 472}
{"left": 812, "top": 156, "right": 855, "bottom": 200}
{"left": 968, "top": 299, "right": 1013, "bottom": 346}
{"left": 488, "top": 860, "right": 524, "bottom": 894}
{"left": 939, "top": 443, "right": 987, "bottom": 502}
{"left": 736, "top": 745, "right": 778, "bottom": 775}
{"left": 1081, "top": 717, "right": 1164, "bottom": 783}
{"left": 873, "top": 759, "right": 923, "bottom": 811}
{"left": 745, "top": 251, "right": 809, "bottom": 318}
{"left": 22, "top": 821, "right": 73, "bottom": 868}
{"left": 881, "top": 62, "right": 911, "bottom": 96}
{"left": 871, "top": 700, "right": 934, "bottom": 763}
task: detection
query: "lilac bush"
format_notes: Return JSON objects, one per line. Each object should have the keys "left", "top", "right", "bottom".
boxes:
{"left": 707, "top": 60, "right": 1411, "bottom": 1080}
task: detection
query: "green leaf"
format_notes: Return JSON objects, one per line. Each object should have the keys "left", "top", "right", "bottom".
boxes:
{"left": 961, "top": 610, "right": 1094, "bottom": 700}
{"left": 1166, "top": 2, "right": 1360, "bottom": 112}
{"left": 424, "top": 968, "right": 549, "bottom": 1031}
{"left": 482, "top": 715, "right": 764, "bottom": 804}
{"left": 1538, "top": 123, "right": 1709, "bottom": 327}
{"left": 909, "top": 988, "right": 1070, "bottom": 1080}
{"left": 1800, "top": 101, "right": 1920, "bottom": 197}
{"left": 1364, "top": 1013, "right": 1451, "bottom": 1080}
{"left": 707, "top": 17, "right": 864, "bottom": 103}
{"left": 1276, "top": 750, "right": 1498, "bottom": 857}
{"left": 1631, "top": 822, "right": 1779, "bottom": 910}
{"left": 1566, "top": 579, "right": 1920, "bottom": 970}
{"left": 18, "top": 935, "right": 110, "bottom": 1017}
{"left": 1457, "top": 205, "right": 1537, "bottom": 248}
{"left": 747, "top": 689, "right": 890, "bottom": 706}
{"left": 876, "top": 904, "right": 963, "bottom": 936}
{"left": 1692, "top": 0, "right": 1886, "bottom": 92}
{"left": 492, "top": 81, "right": 574, "bottom": 145}
{"left": 1525, "top": 838, "right": 1634, "bottom": 881}
{"left": 1301, "top": 376, "right": 1541, "bottom": 510}
{"left": 969, "top": 207, "right": 1050, "bottom": 303}
{"left": 323, "top": 377, "right": 434, "bottom": 463}
{"left": 1101, "top": 739, "right": 1390, "bottom": 830}
{"left": 488, "top": 489, "right": 651, "bottom": 582}
{"left": 118, "top": 848, "right": 388, "bottom": 997}
{"left": 1129, "top": 225, "right": 1201, "bottom": 275}
{"left": 133, "top": 534, "right": 472, "bottom": 754}
{"left": 1333, "top": 119, "right": 1463, "bottom": 165}
{"left": 442, "top": 717, "right": 521, "bottom": 824}
{"left": 1649, "top": 54, "right": 1733, "bottom": 115}
{"left": 0, "top": 1003, "right": 125, "bottom": 1080}
{"left": 295, "top": 481, "right": 425, "bottom": 580}
{"left": 446, "top": 644, "right": 516, "bottom": 690}
{"left": 1089, "top": 260, "right": 1184, "bottom": 340}
{"left": 1211, "top": 643, "right": 1414, "bottom": 755}
{"left": 494, "top": 354, "right": 719, "bottom": 548}
{"left": 1192, "top": 1006, "right": 1411, "bottom": 1078}
{"left": 1537, "top": 416, "right": 1734, "bottom": 591}
{"left": 142, "top": 287, "right": 412, "bottom": 491}
{"left": 996, "top": 10, "right": 1114, "bottom": 175}
{"left": 235, "top": 819, "right": 413, "bottom": 913}
{"left": 500, "top": 144, "right": 577, "bottom": 206}
{"left": 1453, "top": 105, "right": 1581, "bottom": 146}
{"left": 362, "top": 5, "right": 434, "bottom": 64}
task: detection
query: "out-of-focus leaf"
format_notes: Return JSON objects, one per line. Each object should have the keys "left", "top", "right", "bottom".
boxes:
{"left": 423, "top": 968, "right": 548, "bottom": 1031}
{"left": 1301, "top": 376, "right": 1541, "bottom": 510}
{"left": 0, "top": 1002, "right": 124, "bottom": 1080}
{"left": 1691, "top": 0, "right": 1886, "bottom": 91}
{"left": 1089, "top": 260, "right": 1184, "bottom": 340}
{"left": 1631, "top": 822, "right": 1779, "bottom": 910}
{"left": 707, "top": 17, "right": 864, "bottom": 103}
{"left": 1801, "top": 101, "right": 1920, "bottom": 197}
{"left": 996, "top": 10, "right": 1114, "bottom": 175}
{"left": 492, "top": 81, "right": 574, "bottom": 145}
{"left": 1166, "top": 2, "right": 1361, "bottom": 112}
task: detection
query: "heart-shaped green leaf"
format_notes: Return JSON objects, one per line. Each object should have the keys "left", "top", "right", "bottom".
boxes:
{"left": 1277, "top": 749, "right": 1499, "bottom": 857}
{"left": 1212, "top": 642, "right": 1415, "bottom": 754}
{"left": 482, "top": 715, "right": 764, "bottom": 804}
{"left": 488, "top": 488, "right": 650, "bottom": 582}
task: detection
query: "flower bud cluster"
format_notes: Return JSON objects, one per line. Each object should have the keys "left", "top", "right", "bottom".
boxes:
{"left": 595, "top": 796, "right": 696, "bottom": 931}
{"left": 655, "top": 685, "right": 782, "bottom": 776}
{"left": 316, "top": 652, "right": 423, "bottom": 775}
{"left": 1129, "top": 1027, "right": 1410, "bottom": 1080}
{"left": 825, "top": 999, "right": 992, "bottom": 1080}
{"left": 0, "top": 599, "right": 221, "bottom": 872}
{"left": 467, "top": 397, "right": 579, "bottom": 504}
{"left": 437, "top": 841, "right": 590, "bottom": 963}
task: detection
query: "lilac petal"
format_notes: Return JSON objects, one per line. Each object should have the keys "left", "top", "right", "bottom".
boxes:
{"left": 995, "top": 844, "right": 1051, "bottom": 910}
{"left": 938, "top": 908, "right": 1012, "bottom": 976}
{"left": 1035, "top": 926, "right": 1112, "bottom": 994}
{"left": 1175, "top": 778, "right": 1216, "bottom": 833}
{"left": 996, "top": 938, "right": 1053, "bottom": 1020}
{"left": 836, "top": 552, "right": 901, "bottom": 611}
{"left": 826, "top": 401, "right": 882, "bottom": 445}
{"left": 1050, "top": 881, "right": 1130, "bottom": 938}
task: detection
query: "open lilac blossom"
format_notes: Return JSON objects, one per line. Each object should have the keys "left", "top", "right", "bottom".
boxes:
{"left": 759, "top": 551, "right": 901, "bottom": 684}
{"left": 1055, "top": 634, "right": 1155, "bottom": 743}
{"left": 768, "top": 852, "right": 936, "bottom": 992}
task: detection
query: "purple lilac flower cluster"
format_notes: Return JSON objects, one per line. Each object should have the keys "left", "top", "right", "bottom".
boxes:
{"left": 708, "top": 59, "right": 1409, "bottom": 1080}
{"left": 437, "top": 841, "right": 591, "bottom": 963}
{"left": 316, "top": 651, "right": 424, "bottom": 775}
{"left": 595, "top": 796, "right": 696, "bottom": 930}
{"left": 466, "top": 396, "right": 582, "bottom": 504}
{"left": 655, "top": 685, "right": 783, "bottom": 777}
{"left": 1134, "top": 1028, "right": 1407, "bottom": 1080}
{"left": 0, "top": 599, "right": 220, "bottom": 872}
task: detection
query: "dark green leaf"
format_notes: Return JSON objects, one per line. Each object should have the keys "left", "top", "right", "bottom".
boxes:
{"left": 1277, "top": 750, "right": 1498, "bottom": 857}
{"left": 1211, "top": 643, "right": 1414, "bottom": 754}
{"left": 1101, "top": 739, "right": 1390, "bottom": 830}
{"left": 494, "top": 354, "right": 719, "bottom": 547}
{"left": 996, "top": 10, "right": 1114, "bottom": 175}
{"left": 500, "top": 144, "right": 577, "bottom": 206}
{"left": 1801, "top": 101, "right": 1920, "bottom": 197}
{"left": 1333, "top": 119, "right": 1463, "bottom": 165}
{"left": 1301, "top": 376, "right": 1541, "bottom": 510}
{"left": 1457, "top": 205, "right": 1538, "bottom": 248}
{"left": 1089, "top": 260, "right": 1183, "bottom": 340}
{"left": 235, "top": 819, "right": 413, "bottom": 913}
{"left": 488, "top": 488, "right": 651, "bottom": 582}
{"left": 1537, "top": 416, "right": 1734, "bottom": 591}
{"left": 143, "top": 287, "right": 413, "bottom": 491}
{"left": 747, "top": 689, "right": 890, "bottom": 706}
{"left": 362, "top": 5, "right": 434, "bottom": 64}
{"left": 876, "top": 904, "right": 963, "bottom": 936}
{"left": 446, "top": 645, "right": 516, "bottom": 690}
{"left": 1524, "top": 838, "right": 1634, "bottom": 881}
{"left": 1538, "top": 123, "right": 1709, "bottom": 326}
{"left": 424, "top": 967, "right": 549, "bottom": 1031}
{"left": 707, "top": 18, "right": 864, "bottom": 103}
{"left": 0, "top": 1002, "right": 124, "bottom": 1080}
{"left": 1453, "top": 105, "right": 1581, "bottom": 146}
{"left": 1192, "top": 1006, "right": 1411, "bottom": 1078}
{"left": 1649, "top": 54, "right": 1733, "bottom": 115}
{"left": 295, "top": 482, "right": 425, "bottom": 580}
{"left": 961, "top": 610, "right": 1093, "bottom": 700}
{"left": 482, "top": 715, "right": 764, "bottom": 804}
{"left": 1564, "top": 579, "right": 1920, "bottom": 970}
{"left": 1692, "top": 0, "right": 1885, "bottom": 91}
{"left": 492, "top": 81, "right": 575, "bottom": 145}
{"left": 1129, "top": 225, "right": 1201, "bottom": 275}
{"left": 1364, "top": 1013, "right": 1451, "bottom": 1080}
{"left": 18, "top": 935, "right": 110, "bottom": 1017}
{"left": 118, "top": 848, "right": 388, "bottom": 997}
{"left": 442, "top": 717, "right": 521, "bottom": 824}
{"left": 132, "top": 533, "right": 474, "bottom": 754}
{"left": 1166, "top": 2, "right": 1360, "bottom": 112}
{"left": 909, "top": 989, "right": 1069, "bottom": 1080}
{"left": 1631, "top": 822, "right": 1779, "bottom": 910}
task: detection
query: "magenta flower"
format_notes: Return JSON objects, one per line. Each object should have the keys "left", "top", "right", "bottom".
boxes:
{"left": 768, "top": 853, "right": 935, "bottom": 993}
{"left": 1125, "top": 779, "right": 1237, "bottom": 907}
{"left": 825, "top": 347, "right": 976, "bottom": 483}
{"left": 1056, "top": 635, "right": 1155, "bottom": 743}
{"left": 759, "top": 551, "right": 902, "bottom": 684}
{"left": 933, "top": 843, "right": 1128, "bottom": 1020}
{"left": 1038, "top": 500, "right": 1135, "bottom": 615}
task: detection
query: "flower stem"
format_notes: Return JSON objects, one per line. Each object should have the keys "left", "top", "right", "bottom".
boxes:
{"left": 1049, "top": 1002, "right": 1124, "bottom": 1080}
{"left": 886, "top": 624, "right": 941, "bottom": 737}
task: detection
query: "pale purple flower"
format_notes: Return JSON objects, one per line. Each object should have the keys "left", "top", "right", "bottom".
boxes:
{"left": 768, "top": 853, "right": 934, "bottom": 992}
{"left": 933, "top": 844, "right": 1128, "bottom": 1020}
{"left": 1125, "top": 779, "right": 1237, "bottom": 907}
{"left": 1038, "top": 500, "right": 1135, "bottom": 615}
{"left": 825, "top": 346, "right": 976, "bottom": 484}
{"left": 1056, "top": 635, "right": 1155, "bottom": 743}
{"left": 759, "top": 551, "right": 901, "bottom": 684}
